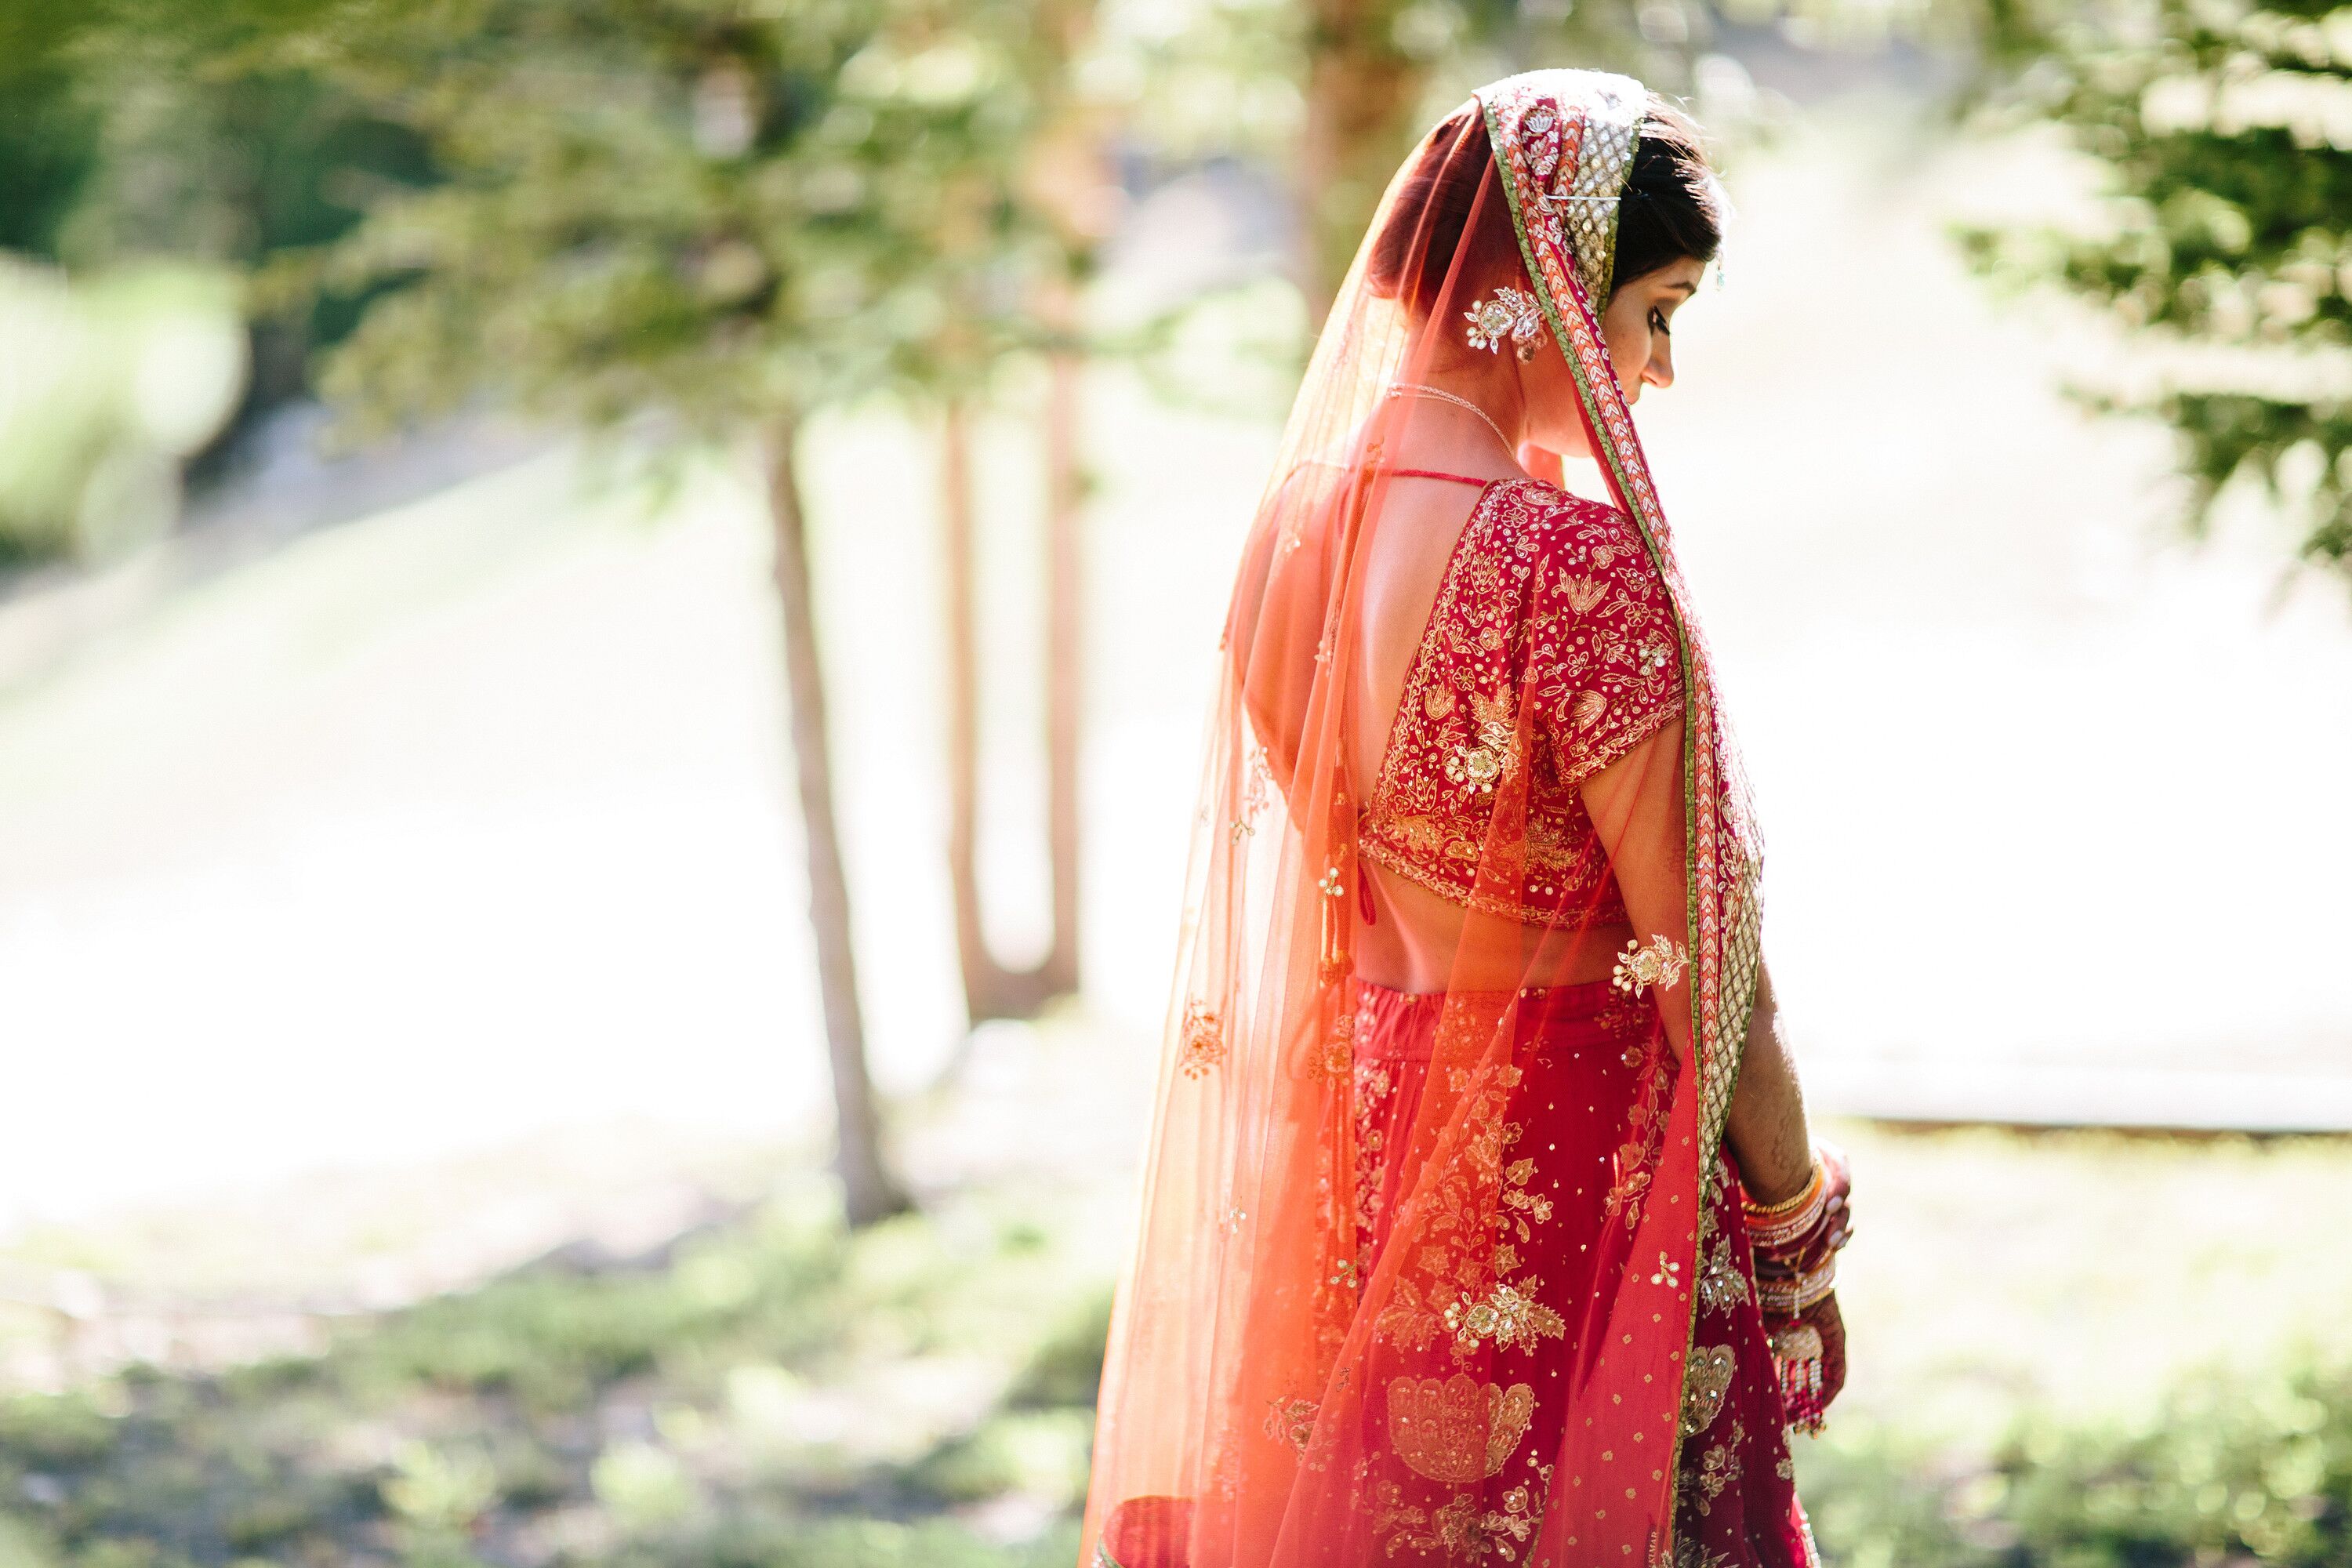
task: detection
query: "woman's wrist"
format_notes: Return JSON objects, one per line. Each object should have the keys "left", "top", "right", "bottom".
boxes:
{"left": 1742, "top": 1156, "right": 1820, "bottom": 1217}
{"left": 1744, "top": 1144, "right": 1852, "bottom": 1281}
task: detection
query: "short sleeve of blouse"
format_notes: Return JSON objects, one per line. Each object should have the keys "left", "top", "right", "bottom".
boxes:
{"left": 1521, "top": 490, "right": 1686, "bottom": 786}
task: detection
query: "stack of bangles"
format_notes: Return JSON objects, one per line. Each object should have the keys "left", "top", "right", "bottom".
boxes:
{"left": 1742, "top": 1144, "right": 1853, "bottom": 1436}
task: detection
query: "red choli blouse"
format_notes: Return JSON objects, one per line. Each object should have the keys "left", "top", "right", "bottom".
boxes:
{"left": 1357, "top": 476, "right": 1686, "bottom": 927}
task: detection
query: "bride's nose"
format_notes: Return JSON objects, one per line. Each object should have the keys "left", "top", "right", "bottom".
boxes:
{"left": 1645, "top": 336, "right": 1675, "bottom": 390}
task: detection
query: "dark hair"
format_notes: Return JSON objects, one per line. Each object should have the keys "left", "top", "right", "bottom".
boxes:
{"left": 1612, "top": 99, "right": 1720, "bottom": 291}
{"left": 1367, "top": 93, "right": 1719, "bottom": 316}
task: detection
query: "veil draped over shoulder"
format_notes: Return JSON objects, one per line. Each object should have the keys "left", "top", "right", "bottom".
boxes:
{"left": 1081, "top": 71, "right": 1799, "bottom": 1568}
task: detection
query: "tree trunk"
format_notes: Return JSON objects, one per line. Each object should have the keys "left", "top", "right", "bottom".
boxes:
{"left": 1298, "top": 0, "right": 1424, "bottom": 314}
{"left": 940, "top": 395, "right": 1083, "bottom": 1022}
{"left": 942, "top": 0, "right": 1102, "bottom": 1025}
{"left": 1041, "top": 345, "right": 1083, "bottom": 1000}
{"left": 764, "top": 418, "right": 910, "bottom": 1226}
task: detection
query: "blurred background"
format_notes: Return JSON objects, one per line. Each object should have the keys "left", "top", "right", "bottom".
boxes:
{"left": 1, "top": 1, "right": 2350, "bottom": 1564}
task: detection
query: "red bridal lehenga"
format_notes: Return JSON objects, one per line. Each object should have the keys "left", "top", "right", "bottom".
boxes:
{"left": 1082, "top": 71, "right": 1820, "bottom": 1568}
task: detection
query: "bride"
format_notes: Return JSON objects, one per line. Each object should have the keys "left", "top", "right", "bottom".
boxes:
{"left": 1082, "top": 71, "right": 1852, "bottom": 1568}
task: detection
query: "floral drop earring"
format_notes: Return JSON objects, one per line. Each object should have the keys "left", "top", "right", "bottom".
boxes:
{"left": 1465, "top": 284, "right": 1546, "bottom": 361}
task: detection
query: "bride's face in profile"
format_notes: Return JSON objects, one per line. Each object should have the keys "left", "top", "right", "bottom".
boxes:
{"left": 1522, "top": 253, "right": 1708, "bottom": 457}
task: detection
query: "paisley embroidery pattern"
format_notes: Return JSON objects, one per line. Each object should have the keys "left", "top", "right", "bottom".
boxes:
{"left": 1680, "top": 1345, "right": 1736, "bottom": 1436}
{"left": 1357, "top": 479, "right": 1686, "bottom": 927}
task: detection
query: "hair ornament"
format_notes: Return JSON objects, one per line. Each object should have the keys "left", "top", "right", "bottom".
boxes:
{"left": 1463, "top": 285, "right": 1546, "bottom": 360}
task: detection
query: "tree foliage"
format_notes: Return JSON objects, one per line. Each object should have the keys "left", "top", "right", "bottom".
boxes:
{"left": 1973, "top": 0, "right": 2352, "bottom": 574}
{"left": 213, "top": 0, "right": 1078, "bottom": 444}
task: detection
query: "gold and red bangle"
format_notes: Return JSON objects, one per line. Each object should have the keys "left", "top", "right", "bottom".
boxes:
{"left": 1753, "top": 1261, "right": 1838, "bottom": 1316}
{"left": 1743, "top": 1157, "right": 1828, "bottom": 1252}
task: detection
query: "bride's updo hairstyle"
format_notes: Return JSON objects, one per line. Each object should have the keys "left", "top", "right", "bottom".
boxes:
{"left": 1366, "top": 93, "right": 1721, "bottom": 319}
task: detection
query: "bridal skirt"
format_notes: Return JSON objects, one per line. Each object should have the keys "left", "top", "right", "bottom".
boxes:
{"left": 1346, "top": 975, "right": 1817, "bottom": 1568}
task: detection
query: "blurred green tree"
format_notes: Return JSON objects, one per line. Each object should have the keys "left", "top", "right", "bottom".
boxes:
{"left": 1967, "top": 1, "right": 2352, "bottom": 575}
{"left": 10, "top": 0, "right": 1108, "bottom": 1032}
{"left": 191, "top": 0, "right": 1105, "bottom": 1223}
{"left": 0, "top": 5, "right": 436, "bottom": 450}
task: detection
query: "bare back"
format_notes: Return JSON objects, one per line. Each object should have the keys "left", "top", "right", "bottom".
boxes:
{"left": 1345, "top": 467, "right": 1637, "bottom": 993}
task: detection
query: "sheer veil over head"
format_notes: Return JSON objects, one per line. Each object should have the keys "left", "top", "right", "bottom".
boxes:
{"left": 1083, "top": 70, "right": 1773, "bottom": 1568}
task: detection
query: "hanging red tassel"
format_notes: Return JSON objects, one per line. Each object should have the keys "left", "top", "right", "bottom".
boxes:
{"left": 1770, "top": 1321, "right": 1828, "bottom": 1436}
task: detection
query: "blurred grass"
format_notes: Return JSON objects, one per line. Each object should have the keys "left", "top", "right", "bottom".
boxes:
{"left": 0, "top": 1178, "right": 1106, "bottom": 1568}
{"left": 2, "top": 1129, "right": 2351, "bottom": 1565}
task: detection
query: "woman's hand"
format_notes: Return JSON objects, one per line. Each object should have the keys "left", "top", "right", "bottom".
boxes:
{"left": 1748, "top": 1145, "right": 1853, "bottom": 1432}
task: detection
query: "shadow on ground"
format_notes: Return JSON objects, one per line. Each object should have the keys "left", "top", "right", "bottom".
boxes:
{"left": 2, "top": 1165, "right": 2351, "bottom": 1567}
{"left": 0, "top": 1179, "right": 1104, "bottom": 1568}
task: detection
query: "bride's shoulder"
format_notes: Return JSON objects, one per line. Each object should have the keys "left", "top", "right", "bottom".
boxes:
{"left": 1487, "top": 477, "right": 1651, "bottom": 568}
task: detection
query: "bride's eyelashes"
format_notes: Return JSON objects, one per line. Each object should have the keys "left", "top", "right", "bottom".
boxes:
{"left": 1647, "top": 306, "right": 1671, "bottom": 336}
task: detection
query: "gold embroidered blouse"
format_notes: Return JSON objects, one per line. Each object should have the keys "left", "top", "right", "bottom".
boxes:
{"left": 1358, "top": 477, "right": 1686, "bottom": 927}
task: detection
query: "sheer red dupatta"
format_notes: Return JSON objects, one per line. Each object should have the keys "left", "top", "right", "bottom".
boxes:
{"left": 1080, "top": 71, "right": 1766, "bottom": 1568}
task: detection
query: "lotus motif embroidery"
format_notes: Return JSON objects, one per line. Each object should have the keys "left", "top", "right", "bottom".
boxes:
{"left": 1560, "top": 573, "right": 1607, "bottom": 614}
{"left": 1386, "top": 1374, "right": 1537, "bottom": 1484}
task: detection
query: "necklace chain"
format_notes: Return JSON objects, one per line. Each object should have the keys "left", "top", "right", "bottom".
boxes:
{"left": 1387, "top": 383, "right": 1515, "bottom": 462}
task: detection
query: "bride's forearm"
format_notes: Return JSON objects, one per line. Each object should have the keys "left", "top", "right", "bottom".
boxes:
{"left": 1724, "top": 960, "right": 1814, "bottom": 1207}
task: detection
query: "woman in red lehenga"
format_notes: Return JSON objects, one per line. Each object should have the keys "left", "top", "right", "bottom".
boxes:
{"left": 1083, "top": 71, "right": 1853, "bottom": 1568}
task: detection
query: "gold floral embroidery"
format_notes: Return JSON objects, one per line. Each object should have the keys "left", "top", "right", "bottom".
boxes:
{"left": 1697, "top": 1232, "right": 1749, "bottom": 1313}
{"left": 1370, "top": 1470, "right": 1551, "bottom": 1564}
{"left": 1386, "top": 1374, "right": 1537, "bottom": 1483}
{"left": 1352, "top": 1057, "right": 1393, "bottom": 1270}
{"left": 1265, "top": 1396, "right": 1319, "bottom": 1457}
{"left": 1444, "top": 1283, "right": 1566, "bottom": 1356}
{"left": 1322, "top": 1004, "right": 1357, "bottom": 1080}
{"left": 1177, "top": 1001, "right": 1225, "bottom": 1078}
{"left": 1678, "top": 1417, "right": 1744, "bottom": 1517}
{"left": 1367, "top": 1012, "right": 1546, "bottom": 1361}
{"left": 1230, "top": 742, "right": 1270, "bottom": 840}
{"left": 1497, "top": 1152, "right": 1553, "bottom": 1243}
{"left": 1612, "top": 935, "right": 1690, "bottom": 995}
{"left": 1606, "top": 1021, "right": 1675, "bottom": 1229}
{"left": 1604, "top": 1147, "right": 1651, "bottom": 1225}
{"left": 1680, "top": 1345, "right": 1736, "bottom": 1436}
{"left": 1444, "top": 694, "right": 1519, "bottom": 794}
